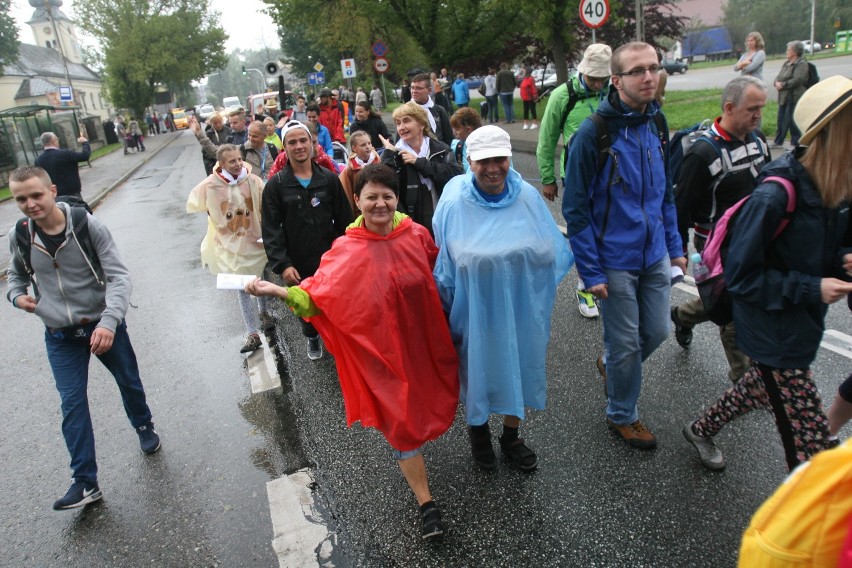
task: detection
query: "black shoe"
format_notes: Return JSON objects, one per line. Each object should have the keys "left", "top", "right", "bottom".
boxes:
{"left": 53, "top": 480, "right": 102, "bottom": 510}
{"left": 420, "top": 502, "right": 444, "bottom": 540}
{"left": 260, "top": 312, "right": 276, "bottom": 334}
{"left": 468, "top": 424, "right": 497, "bottom": 470}
{"left": 136, "top": 422, "right": 161, "bottom": 454}
{"left": 240, "top": 333, "right": 262, "bottom": 353}
{"left": 499, "top": 436, "right": 539, "bottom": 471}
{"left": 671, "top": 307, "right": 693, "bottom": 348}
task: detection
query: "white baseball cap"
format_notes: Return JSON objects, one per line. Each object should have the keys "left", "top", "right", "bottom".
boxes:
{"left": 466, "top": 125, "right": 512, "bottom": 162}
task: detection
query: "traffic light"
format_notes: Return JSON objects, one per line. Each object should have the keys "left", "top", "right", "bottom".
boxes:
{"left": 242, "top": 66, "right": 246, "bottom": 75}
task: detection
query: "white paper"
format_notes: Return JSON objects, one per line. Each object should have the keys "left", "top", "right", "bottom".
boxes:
{"left": 216, "top": 273, "right": 257, "bottom": 290}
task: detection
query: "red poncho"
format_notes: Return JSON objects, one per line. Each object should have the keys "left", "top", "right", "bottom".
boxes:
{"left": 300, "top": 216, "right": 459, "bottom": 451}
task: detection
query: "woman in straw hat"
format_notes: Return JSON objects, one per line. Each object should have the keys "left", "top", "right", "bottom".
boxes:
{"left": 682, "top": 75, "right": 852, "bottom": 473}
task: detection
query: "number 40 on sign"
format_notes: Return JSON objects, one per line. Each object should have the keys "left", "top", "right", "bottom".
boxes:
{"left": 579, "top": 0, "right": 609, "bottom": 28}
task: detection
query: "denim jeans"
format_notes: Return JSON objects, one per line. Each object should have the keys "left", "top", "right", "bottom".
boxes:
{"left": 44, "top": 320, "right": 153, "bottom": 484}
{"left": 599, "top": 258, "right": 671, "bottom": 424}
{"left": 774, "top": 99, "right": 801, "bottom": 146}
{"left": 499, "top": 93, "right": 514, "bottom": 122}
{"left": 485, "top": 95, "right": 499, "bottom": 122}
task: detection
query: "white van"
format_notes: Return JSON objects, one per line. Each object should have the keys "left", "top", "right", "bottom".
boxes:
{"left": 222, "top": 96, "right": 242, "bottom": 114}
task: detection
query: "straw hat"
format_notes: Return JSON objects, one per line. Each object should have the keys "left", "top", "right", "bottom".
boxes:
{"left": 794, "top": 75, "right": 852, "bottom": 145}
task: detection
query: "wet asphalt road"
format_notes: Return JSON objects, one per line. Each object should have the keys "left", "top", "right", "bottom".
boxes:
{"left": 2, "top": 133, "right": 852, "bottom": 567}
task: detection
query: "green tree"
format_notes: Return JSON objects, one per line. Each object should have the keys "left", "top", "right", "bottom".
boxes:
{"left": 0, "top": 0, "right": 20, "bottom": 78}
{"left": 75, "top": 0, "right": 227, "bottom": 117}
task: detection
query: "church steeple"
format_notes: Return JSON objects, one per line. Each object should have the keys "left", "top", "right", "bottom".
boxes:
{"left": 26, "top": 0, "right": 83, "bottom": 65}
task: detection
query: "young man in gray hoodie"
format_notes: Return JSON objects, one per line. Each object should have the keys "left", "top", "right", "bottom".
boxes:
{"left": 6, "top": 166, "right": 160, "bottom": 511}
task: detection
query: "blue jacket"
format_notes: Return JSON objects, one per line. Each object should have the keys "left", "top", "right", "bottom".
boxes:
{"left": 317, "top": 124, "right": 333, "bottom": 156}
{"left": 726, "top": 151, "right": 851, "bottom": 369}
{"left": 452, "top": 79, "right": 470, "bottom": 106}
{"left": 562, "top": 90, "right": 681, "bottom": 288}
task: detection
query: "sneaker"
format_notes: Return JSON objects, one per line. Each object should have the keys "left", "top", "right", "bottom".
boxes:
{"left": 260, "top": 312, "right": 276, "bottom": 334}
{"left": 136, "top": 422, "right": 161, "bottom": 454}
{"left": 469, "top": 424, "right": 497, "bottom": 470}
{"left": 682, "top": 422, "right": 725, "bottom": 471}
{"left": 420, "top": 502, "right": 444, "bottom": 540}
{"left": 596, "top": 356, "right": 608, "bottom": 397}
{"left": 499, "top": 436, "right": 538, "bottom": 471}
{"left": 53, "top": 480, "right": 102, "bottom": 510}
{"left": 607, "top": 419, "right": 657, "bottom": 449}
{"left": 240, "top": 333, "right": 262, "bottom": 353}
{"left": 522, "top": 123, "right": 529, "bottom": 130}
{"left": 530, "top": 123, "right": 538, "bottom": 130}
{"left": 671, "top": 307, "right": 693, "bottom": 348}
{"left": 307, "top": 336, "right": 323, "bottom": 360}
{"left": 577, "top": 289, "right": 599, "bottom": 318}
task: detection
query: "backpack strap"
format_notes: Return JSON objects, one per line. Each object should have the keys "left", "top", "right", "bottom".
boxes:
{"left": 559, "top": 80, "right": 581, "bottom": 134}
{"left": 14, "top": 218, "right": 34, "bottom": 277}
{"left": 763, "top": 176, "right": 797, "bottom": 237}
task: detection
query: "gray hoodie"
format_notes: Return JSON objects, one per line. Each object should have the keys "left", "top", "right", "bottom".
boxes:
{"left": 6, "top": 203, "right": 131, "bottom": 332}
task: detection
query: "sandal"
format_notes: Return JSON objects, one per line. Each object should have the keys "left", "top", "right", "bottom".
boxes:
{"left": 420, "top": 502, "right": 444, "bottom": 540}
{"left": 499, "top": 436, "right": 539, "bottom": 472}
{"left": 469, "top": 424, "right": 497, "bottom": 470}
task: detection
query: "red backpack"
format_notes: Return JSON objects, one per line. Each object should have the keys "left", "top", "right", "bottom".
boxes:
{"left": 694, "top": 176, "right": 796, "bottom": 325}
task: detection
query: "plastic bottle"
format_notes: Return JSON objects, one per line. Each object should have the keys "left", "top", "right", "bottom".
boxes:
{"left": 691, "top": 252, "right": 708, "bottom": 282}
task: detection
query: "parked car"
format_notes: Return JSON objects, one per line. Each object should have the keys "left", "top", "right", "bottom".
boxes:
{"left": 197, "top": 104, "right": 216, "bottom": 121}
{"left": 465, "top": 76, "right": 484, "bottom": 91}
{"left": 222, "top": 96, "right": 242, "bottom": 114}
{"left": 801, "top": 40, "right": 822, "bottom": 53}
{"left": 661, "top": 57, "right": 688, "bottom": 74}
{"left": 823, "top": 41, "right": 835, "bottom": 50}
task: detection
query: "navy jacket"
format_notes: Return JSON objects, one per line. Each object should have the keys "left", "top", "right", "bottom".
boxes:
{"left": 726, "top": 151, "right": 852, "bottom": 369}
{"left": 34, "top": 143, "right": 91, "bottom": 197}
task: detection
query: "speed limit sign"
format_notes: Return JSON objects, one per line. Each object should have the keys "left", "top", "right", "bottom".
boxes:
{"left": 579, "top": 0, "right": 610, "bottom": 28}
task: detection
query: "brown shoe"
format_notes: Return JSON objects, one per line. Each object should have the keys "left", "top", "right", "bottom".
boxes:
{"left": 607, "top": 419, "right": 657, "bottom": 449}
{"left": 596, "top": 356, "right": 608, "bottom": 397}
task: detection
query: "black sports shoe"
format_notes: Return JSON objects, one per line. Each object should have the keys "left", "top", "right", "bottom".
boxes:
{"left": 53, "top": 480, "right": 102, "bottom": 510}
{"left": 469, "top": 424, "right": 497, "bottom": 470}
{"left": 136, "top": 422, "right": 161, "bottom": 454}
{"left": 671, "top": 307, "right": 693, "bottom": 348}
{"left": 420, "top": 502, "right": 444, "bottom": 540}
{"left": 499, "top": 436, "right": 539, "bottom": 471}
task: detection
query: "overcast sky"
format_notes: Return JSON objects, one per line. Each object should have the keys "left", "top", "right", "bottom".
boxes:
{"left": 10, "top": 0, "right": 280, "bottom": 53}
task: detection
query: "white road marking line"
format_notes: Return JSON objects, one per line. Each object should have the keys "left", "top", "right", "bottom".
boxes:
{"left": 246, "top": 336, "right": 282, "bottom": 393}
{"left": 267, "top": 469, "right": 335, "bottom": 567}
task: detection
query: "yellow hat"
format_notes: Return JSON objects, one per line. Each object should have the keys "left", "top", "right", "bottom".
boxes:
{"left": 794, "top": 75, "right": 852, "bottom": 145}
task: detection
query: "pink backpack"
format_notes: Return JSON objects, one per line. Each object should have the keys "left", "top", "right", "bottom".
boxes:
{"left": 695, "top": 176, "right": 797, "bottom": 325}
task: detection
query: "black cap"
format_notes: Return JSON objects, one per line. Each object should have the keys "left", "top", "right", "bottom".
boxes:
{"left": 319, "top": 88, "right": 332, "bottom": 97}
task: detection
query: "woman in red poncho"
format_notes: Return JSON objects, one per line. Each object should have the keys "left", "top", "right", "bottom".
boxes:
{"left": 245, "top": 163, "right": 459, "bottom": 541}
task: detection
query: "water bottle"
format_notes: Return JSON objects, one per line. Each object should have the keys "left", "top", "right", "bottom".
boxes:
{"left": 691, "top": 252, "right": 708, "bottom": 282}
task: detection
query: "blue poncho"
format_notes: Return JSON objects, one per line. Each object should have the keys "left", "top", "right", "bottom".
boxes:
{"left": 433, "top": 169, "right": 573, "bottom": 425}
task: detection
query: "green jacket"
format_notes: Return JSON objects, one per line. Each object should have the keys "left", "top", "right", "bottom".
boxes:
{"left": 536, "top": 74, "right": 608, "bottom": 185}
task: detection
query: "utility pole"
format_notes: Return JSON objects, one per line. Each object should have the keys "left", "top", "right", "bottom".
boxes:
{"left": 635, "top": 0, "right": 644, "bottom": 42}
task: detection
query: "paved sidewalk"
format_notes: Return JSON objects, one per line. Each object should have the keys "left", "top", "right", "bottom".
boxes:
{"left": 0, "top": 130, "right": 184, "bottom": 277}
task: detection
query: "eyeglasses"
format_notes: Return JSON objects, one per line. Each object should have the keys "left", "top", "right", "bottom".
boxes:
{"left": 617, "top": 65, "right": 662, "bottom": 77}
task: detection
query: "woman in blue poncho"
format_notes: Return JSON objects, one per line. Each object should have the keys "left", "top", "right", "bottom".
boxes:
{"left": 433, "top": 125, "right": 573, "bottom": 471}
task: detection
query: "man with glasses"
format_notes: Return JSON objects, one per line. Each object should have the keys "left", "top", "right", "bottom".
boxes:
{"left": 409, "top": 73, "right": 454, "bottom": 146}
{"left": 537, "top": 43, "right": 612, "bottom": 319}
{"left": 562, "top": 42, "right": 685, "bottom": 450}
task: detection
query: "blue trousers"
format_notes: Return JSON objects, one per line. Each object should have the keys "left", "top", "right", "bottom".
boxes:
{"left": 499, "top": 93, "right": 515, "bottom": 122}
{"left": 44, "top": 320, "right": 152, "bottom": 484}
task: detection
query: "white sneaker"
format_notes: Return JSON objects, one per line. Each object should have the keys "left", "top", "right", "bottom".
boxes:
{"left": 682, "top": 422, "right": 726, "bottom": 471}
{"left": 530, "top": 124, "right": 538, "bottom": 130}
{"left": 576, "top": 289, "right": 599, "bottom": 318}
{"left": 522, "top": 124, "right": 529, "bottom": 130}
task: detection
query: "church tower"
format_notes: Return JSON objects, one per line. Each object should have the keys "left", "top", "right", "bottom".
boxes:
{"left": 26, "top": 1, "right": 83, "bottom": 65}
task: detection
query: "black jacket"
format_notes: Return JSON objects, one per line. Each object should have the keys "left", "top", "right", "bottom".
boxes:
{"left": 202, "top": 125, "right": 231, "bottom": 175}
{"left": 381, "top": 138, "right": 463, "bottom": 234}
{"left": 726, "top": 151, "right": 852, "bottom": 369}
{"left": 34, "top": 144, "right": 91, "bottom": 197}
{"left": 261, "top": 162, "right": 353, "bottom": 276}
{"left": 348, "top": 115, "right": 389, "bottom": 150}
{"left": 428, "top": 104, "right": 454, "bottom": 146}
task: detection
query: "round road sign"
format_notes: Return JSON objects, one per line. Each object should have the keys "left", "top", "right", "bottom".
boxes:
{"left": 373, "top": 57, "right": 390, "bottom": 74}
{"left": 579, "top": 0, "right": 610, "bottom": 28}
{"left": 371, "top": 41, "right": 389, "bottom": 58}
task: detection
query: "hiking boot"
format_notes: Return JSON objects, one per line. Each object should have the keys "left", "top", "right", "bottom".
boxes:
{"left": 499, "top": 436, "right": 538, "bottom": 472}
{"left": 468, "top": 424, "right": 497, "bottom": 470}
{"left": 682, "top": 422, "right": 725, "bottom": 471}
{"left": 607, "top": 419, "right": 657, "bottom": 449}
{"left": 259, "top": 312, "right": 276, "bottom": 334}
{"left": 240, "top": 333, "right": 262, "bottom": 353}
{"left": 420, "top": 502, "right": 444, "bottom": 540}
{"left": 53, "top": 480, "right": 102, "bottom": 510}
{"left": 671, "top": 306, "right": 693, "bottom": 348}
{"left": 577, "top": 289, "right": 599, "bottom": 318}
{"left": 596, "top": 356, "right": 608, "bottom": 398}
{"left": 136, "top": 422, "right": 161, "bottom": 454}
{"left": 307, "top": 336, "right": 323, "bottom": 360}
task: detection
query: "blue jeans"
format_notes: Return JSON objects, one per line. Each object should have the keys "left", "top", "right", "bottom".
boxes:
{"left": 485, "top": 95, "right": 499, "bottom": 122}
{"left": 599, "top": 258, "right": 671, "bottom": 424}
{"left": 499, "top": 93, "right": 514, "bottom": 122}
{"left": 45, "top": 320, "right": 153, "bottom": 484}
{"left": 775, "top": 99, "right": 801, "bottom": 146}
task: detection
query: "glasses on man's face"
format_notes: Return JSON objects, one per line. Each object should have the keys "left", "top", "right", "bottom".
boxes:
{"left": 617, "top": 65, "right": 662, "bottom": 78}
{"left": 409, "top": 84, "right": 428, "bottom": 92}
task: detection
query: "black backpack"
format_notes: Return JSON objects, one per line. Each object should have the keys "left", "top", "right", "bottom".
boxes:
{"left": 806, "top": 61, "right": 820, "bottom": 88}
{"left": 14, "top": 197, "right": 101, "bottom": 291}
{"left": 587, "top": 112, "right": 669, "bottom": 175}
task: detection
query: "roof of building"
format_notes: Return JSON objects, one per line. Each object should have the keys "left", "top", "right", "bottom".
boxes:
{"left": 26, "top": 7, "right": 72, "bottom": 25}
{"left": 2, "top": 44, "right": 99, "bottom": 83}
{"left": 14, "top": 77, "right": 62, "bottom": 99}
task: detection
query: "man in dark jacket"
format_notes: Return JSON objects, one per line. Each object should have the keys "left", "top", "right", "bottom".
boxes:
{"left": 226, "top": 109, "right": 248, "bottom": 145}
{"left": 261, "top": 121, "right": 352, "bottom": 360}
{"left": 671, "top": 75, "right": 771, "bottom": 383}
{"left": 34, "top": 132, "right": 90, "bottom": 198}
{"left": 409, "top": 73, "right": 453, "bottom": 146}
